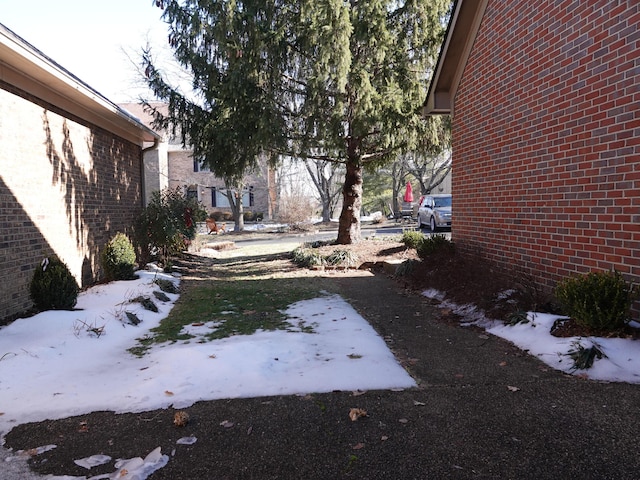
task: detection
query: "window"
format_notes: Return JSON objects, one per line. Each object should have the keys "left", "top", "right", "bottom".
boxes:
{"left": 186, "top": 187, "right": 198, "bottom": 200}
{"left": 193, "top": 159, "right": 210, "bottom": 172}
{"left": 211, "top": 187, "right": 254, "bottom": 207}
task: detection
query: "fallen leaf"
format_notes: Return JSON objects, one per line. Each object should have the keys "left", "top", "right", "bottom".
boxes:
{"left": 347, "top": 353, "right": 363, "bottom": 359}
{"left": 351, "top": 390, "right": 367, "bottom": 397}
{"left": 352, "top": 442, "right": 365, "bottom": 450}
{"left": 174, "top": 411, "right": 190, "bottom": 427}
{"left": 498, "top": 361, "right": 508, "bottom": 367}
{"left": 381, "top": 436, "right": 389, "bottom": 441}
{"left": 413, "top": 400, "right": 426, "bottom": 406}
{"left": 349, "top": 408, "right": 368, "bottom": 421}
{"left": 507, "top": 385, "right": 520, "bottom": 392}
{"left": 398, "top": 418, "right": 409, "bottom": 424}
{"left": 220, "top": 420, "right": 234, "bottom": 428}
{"left": 454, "top": 374, "right": 464, "bottom": 379}
{"left": 209, "top": 354, "right": 217, "bottom": 359}
{"left": 165, "top": 390, "right": 174, "bottom": 396}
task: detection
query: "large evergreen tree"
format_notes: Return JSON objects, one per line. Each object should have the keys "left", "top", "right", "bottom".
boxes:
{"left": 143, "top": 0, "right": 450, "bottom": 243}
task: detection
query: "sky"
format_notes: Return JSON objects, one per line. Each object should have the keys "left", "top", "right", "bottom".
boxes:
{"left": 1, "top": 0, "right": 169, "bottom": 103}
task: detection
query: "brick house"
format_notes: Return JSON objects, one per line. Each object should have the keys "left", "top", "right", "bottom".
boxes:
{"left": 0, "top": 24, "right": 160, "bottom": 322}
{"left": 425, "top": 1, "right": 639, "bottom": 312}
{"left": 120, "top": 102, "right": 276, "bottom": 221}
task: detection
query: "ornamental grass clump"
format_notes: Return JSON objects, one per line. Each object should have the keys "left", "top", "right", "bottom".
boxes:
{"left": 101, "top": 232, "right": 137, "bottom": 281}
{"left": 29, "top": 256, "right": 79, "bottom": 311}
{"left": 291, "top": 246, "right": 324, "bottom": 268}
{"left": 555, "top": 270, "right": 637, "bottom": 331}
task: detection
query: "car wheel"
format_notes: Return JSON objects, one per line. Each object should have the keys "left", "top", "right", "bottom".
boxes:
{"left": 429, "top": 216, "right": 437, "bottom": 232}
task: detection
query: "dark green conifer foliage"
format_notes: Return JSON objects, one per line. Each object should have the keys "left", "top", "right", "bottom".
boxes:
{"left": 144, "top": 0, "right": 451, "bottom": 243}
{"left": 30, "top": 256, "right": 79, "bottom": 311}
{"left": 101, "top": 233, "right": 138, "bottom": 281}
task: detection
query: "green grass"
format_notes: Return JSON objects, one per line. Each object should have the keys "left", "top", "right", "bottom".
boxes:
{"left": 129, "top": 277, "right": 318, "bottom": 356}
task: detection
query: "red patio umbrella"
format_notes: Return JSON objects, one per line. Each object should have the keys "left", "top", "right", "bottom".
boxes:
{"left": 403, "top": 181, "right": 414, "bottom": 203}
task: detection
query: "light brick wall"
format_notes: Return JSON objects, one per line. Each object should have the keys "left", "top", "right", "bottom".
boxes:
{"left": 0, "top": 82, "right": 143, "bottom": 322}
{"left": 168, "top": 151, "right": 272, "bottom": 218}
{"left": 453, "top": 1, "right": 640, "bottom": 312}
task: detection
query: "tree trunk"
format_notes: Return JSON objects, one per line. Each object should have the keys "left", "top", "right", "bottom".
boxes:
{"left": 336, "top": 159, "right": 362, "bottom": 244}
{"left": 227, "top": 188, "right": 245, "bottom": 232}
{"left": 321, "top": 202, "right": 332, "bottom": 223}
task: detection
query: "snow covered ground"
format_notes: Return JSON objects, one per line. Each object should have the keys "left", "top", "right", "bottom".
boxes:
{"left": 0, "top": 268, "right": 414, "bottom": 479}
{"left": 422, "top": 289, "right": 640, "bottom": 384}
{"left": 2, "top": 268, "right": 639, "bottom": 479}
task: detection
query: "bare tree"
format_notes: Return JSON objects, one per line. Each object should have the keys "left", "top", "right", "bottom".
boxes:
{"left": 304, "top": 159, "right": 343, "bottom": 223}
{"left": 389, "top": 161, "right": 410, "bottom": 216}
{"left": 221, "top": 180, "right": 247, "bottom": 232}
{"left": 400, "top": 151, "right": 452, "bottom": 196}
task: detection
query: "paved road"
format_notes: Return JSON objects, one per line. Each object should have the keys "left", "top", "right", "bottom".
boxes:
{"left": 229, "top": 223, "right": 449, "bottom": 249}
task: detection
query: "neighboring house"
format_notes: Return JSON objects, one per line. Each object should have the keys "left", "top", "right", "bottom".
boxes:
{"left": 425, "top": 1, "right": 639, "bottom": 312}
{"left": 0, "top": 24, "right": 160, "bottom": 322}
{"left": 120, "top": 102, "right": 276, "bottom": 220}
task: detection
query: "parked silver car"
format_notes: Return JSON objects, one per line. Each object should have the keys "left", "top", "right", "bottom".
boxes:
{"left": 417, "top": 194, "right": 452, "bottom": 232}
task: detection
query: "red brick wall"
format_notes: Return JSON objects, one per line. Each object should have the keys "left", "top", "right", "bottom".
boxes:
{"left": 453, "top": 1, "right": 640, "bottom": 311}
{"left": 0, "top": 81, "right": 143, "bottom": 322}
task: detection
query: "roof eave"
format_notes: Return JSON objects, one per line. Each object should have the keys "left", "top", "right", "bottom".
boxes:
{"left": 0, "top": 23, "right": 160, "bottom": 146}
{"left": 424, "top": 0, "right": 489, "bottom": 117}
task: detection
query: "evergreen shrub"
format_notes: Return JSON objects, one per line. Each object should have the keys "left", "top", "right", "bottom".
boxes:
{"left": 401, "top": 230, "right": 424, "bottom": 250}
{"left": 102, "top": 232, "right": 137, "bottom": 281}
{"left": 135, "top": 187, "right": 207, "bottom": 264}
{"left": 29, "top": 256, "right": 79, "bottom": 311}
{"left": 555, "top": 270, "right": 637, "bottom": 331}
{"left": 416, "top": 234, "right": 454, "bottom": 259}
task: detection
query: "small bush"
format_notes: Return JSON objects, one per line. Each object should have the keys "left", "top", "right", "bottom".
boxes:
{"left": 416, "top": 234, "right": 454, "bottom": 259}
{"left": 324, "top": 249, "right": 359, "bottom": 267}
{"left": 401, "top": 230, "right": 424, "bottom": 250}
{"left": 292, "top": 247, "right": 323, "bottom": 267}
{"left": 555, "top": 270, "right": 637, "bottom": 331}
{"left": 241, "top": 210, "right": 265, "bottom": 222}
{"left": 30, "top": 256, "right": 79, "bottom": 311}
{"left": 395, "top": 259, "right": 418, "bottom": 277}
{"left": 277, "top": 194, "right": 314, "bottom": 225}
{"left": 102, "top": 233, "right": 137, "bottom": 281}
{"left": 134, "top": 187, "right": 207, "bottom": 264}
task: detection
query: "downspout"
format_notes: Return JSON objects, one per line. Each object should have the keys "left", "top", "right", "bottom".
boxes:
{"left": 140, "top": 138, "right": 160, "bottom": 207}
